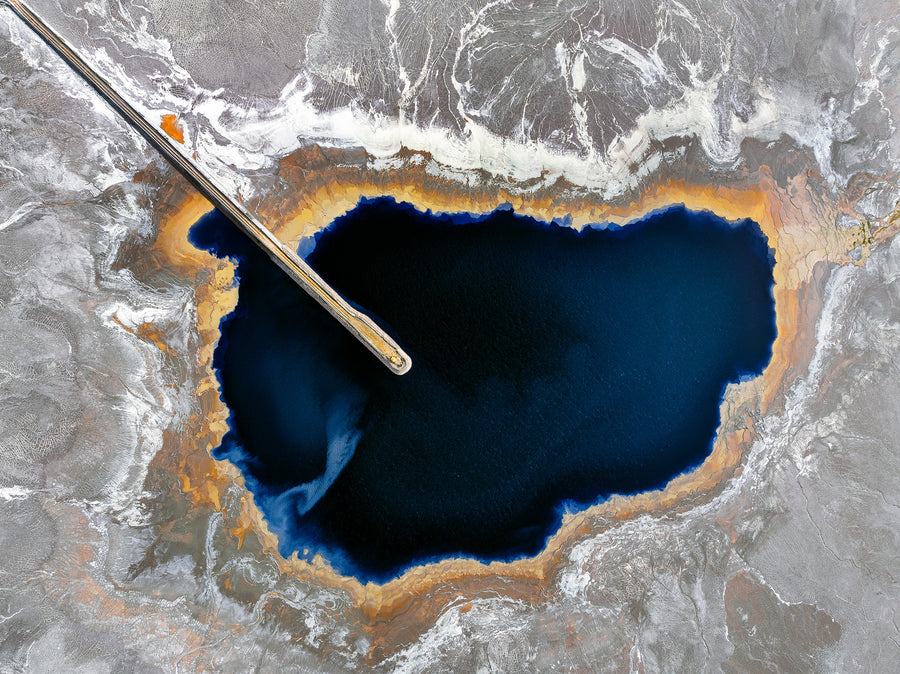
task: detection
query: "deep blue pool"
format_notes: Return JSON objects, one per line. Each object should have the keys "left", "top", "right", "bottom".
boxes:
{"left": 189, "top": 197, "right": 776, "bottom": 582}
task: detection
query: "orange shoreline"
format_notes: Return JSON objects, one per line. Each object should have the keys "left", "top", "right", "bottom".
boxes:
{"left": 133, "top": 147, "right": 896, "bottom": 652}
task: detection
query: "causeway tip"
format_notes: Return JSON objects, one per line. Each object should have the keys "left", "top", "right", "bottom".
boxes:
{"left": 388, "top": 351, "right": 412, "bottom": 376}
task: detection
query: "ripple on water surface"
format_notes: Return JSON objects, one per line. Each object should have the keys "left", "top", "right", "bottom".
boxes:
{"left": 189, "top": 198, "right": 776, "bottom": 582}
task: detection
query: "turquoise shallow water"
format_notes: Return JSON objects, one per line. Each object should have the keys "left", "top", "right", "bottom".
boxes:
{"left": 190, "top": 198, "right": 776, "bottom": 582}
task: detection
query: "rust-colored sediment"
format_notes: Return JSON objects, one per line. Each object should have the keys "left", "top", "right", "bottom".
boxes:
{"left": 132, "top": 148, "right": 898, "bottom": 657}
{"left": 160, "top": 113, "right": 185, "bottom": 144}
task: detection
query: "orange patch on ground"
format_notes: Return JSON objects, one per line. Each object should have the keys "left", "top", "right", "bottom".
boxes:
{"left": 160, "top": 114, "right": 185, "bottom": 144}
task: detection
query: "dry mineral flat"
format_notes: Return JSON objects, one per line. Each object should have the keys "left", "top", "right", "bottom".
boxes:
{"left": 0, "top": 0, "right": 897, "bottom": 670}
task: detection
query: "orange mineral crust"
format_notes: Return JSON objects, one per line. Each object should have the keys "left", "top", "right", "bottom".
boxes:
{"left": 160, "top": 113, "right": 185, "bottom": 144}
{"left": 136, "top": 149, "right": 896, "bottom": 657}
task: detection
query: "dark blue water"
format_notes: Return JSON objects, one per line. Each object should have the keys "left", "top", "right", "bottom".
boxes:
{"left": 189, "top": 198, "right": 776, "bottom": 583}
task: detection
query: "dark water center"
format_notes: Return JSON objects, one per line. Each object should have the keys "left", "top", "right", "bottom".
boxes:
{"left": 189, "top": 198, "right": 776, "bottom": 583}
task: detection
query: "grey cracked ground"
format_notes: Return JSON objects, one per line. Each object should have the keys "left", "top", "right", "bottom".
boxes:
{"left": 0, "top": 0, "right": 898, "bottom": 670}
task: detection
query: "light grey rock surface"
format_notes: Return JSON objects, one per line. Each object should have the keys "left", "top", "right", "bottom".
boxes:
{"left": 0, "top": 0, "right": 897, "bottom": 671}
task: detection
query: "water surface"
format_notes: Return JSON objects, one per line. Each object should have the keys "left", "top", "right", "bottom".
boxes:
{"left": 190, "top": 198, "right": 776, "bottom": 582}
